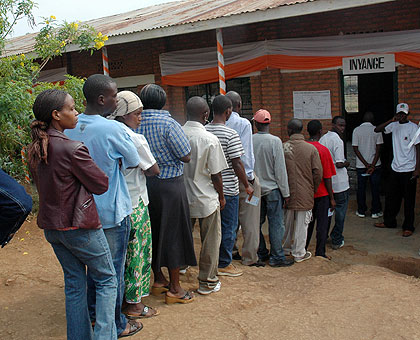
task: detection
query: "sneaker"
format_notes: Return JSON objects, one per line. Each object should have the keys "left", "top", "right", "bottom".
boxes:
{"left": 197, "top": 281, "right": 222, "bottom": 295}
{"left": 294, "top": 251, "right": 312, "bottom": 263}
{"left": 332, "top": 240, "right": 344, "bottom": 250}
{"left": 179, "top": 266, "right": 190, "bottom": 275}
{"left": 217, "top": 263, "right": 243, "bottom": 277}
{"left": 269, "top": 258, "right": 294, "bottom": 267}
{"left": 355, "top": 212, "right": 365, "bottom": 218}
{"left": 371, "top": 212, "right": 383, "bottom": 219}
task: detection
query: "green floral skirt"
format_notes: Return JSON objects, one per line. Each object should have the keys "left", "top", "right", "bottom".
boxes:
{"left": 124, "top": 198, "right": 152, "bottom": 303}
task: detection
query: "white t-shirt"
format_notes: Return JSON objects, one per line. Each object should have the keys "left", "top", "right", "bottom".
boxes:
{"left": 319, "top": 131, "right": 349, "bottom": 193}
{"left": 352, "top": 122, "right": 383, "bottom": 168}
{"left": 122, "top": 124, "right": 156, "bottom": 208}
{"left": 384, "top": 121, "right": 420, "bottom": 172}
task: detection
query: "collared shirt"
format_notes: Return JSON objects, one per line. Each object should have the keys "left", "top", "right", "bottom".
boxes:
{"left": 205, "top": 123, "right": 244, "bottom": 196}
{"left": 225, "top": 111, "right": 255, "bottom": 180}
{"left": 65, "top": 114, "right": 140, "bottom": 228}
{"left": 136, "top": 109, "right": 191, "bottom": 179}
{"left": 182, "top": 121, "right": 228, "bottom": 218}
{"left": 352, "top": 122, "right": 383, "bottom": 168}
{"left": 385, "top": 121, "right": 420, "bottom": 172}
{"left": 252, "top": 132, "right": 289, "bottom": 197}
{"left": 319, "top": 131, "right": 349, "bottom": 193}
{"left": 121, "top": 124, "right": 156, "bottom": 208}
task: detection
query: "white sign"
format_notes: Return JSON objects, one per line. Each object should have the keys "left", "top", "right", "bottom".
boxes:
{"left": 293, "top": 90, "right": 331, "bottom": 119}
{"left": 343, "top": 54, "right": 395, "bottom": 75}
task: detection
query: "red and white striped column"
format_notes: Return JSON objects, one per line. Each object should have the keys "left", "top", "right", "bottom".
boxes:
{"left": 216, "top": 28, "right": 226, "bottom": 95}
{"left": 102, "top": 47, "right": 109, "bottom": 76}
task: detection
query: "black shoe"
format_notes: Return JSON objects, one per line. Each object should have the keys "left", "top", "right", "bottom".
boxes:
{"left": 269, "top": 258, "right": 294, "bottom": 267}
{"left": 232, "top": 252, "right": 242, "bottom": 260}
{"left": 258, "top": 254, "right": 270, "bottom": 262}
{"left": 249, "top": 260, "right": 266, "bottom": 267}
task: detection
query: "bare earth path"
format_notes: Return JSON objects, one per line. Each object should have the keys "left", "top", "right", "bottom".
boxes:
{"left": 2, "top": 207, "right": 420, "bottom": 340}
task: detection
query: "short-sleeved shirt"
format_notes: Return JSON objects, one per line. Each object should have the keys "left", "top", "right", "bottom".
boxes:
{"left": 205, "top": 123, "right": 244, "bottom": 196}
{"left": 121, "top": 124, "right": 156, "bottom": 208}
{"left": 65, "top": 114, "right": 140, "bottom": 228}
{"left": 352, "top": 122, "right": 383, "bottom": 168}
{"left": 319, "top": 131, "right": 349, "bottom": 194}
{"left": 385, "top": 121, "right": 420, "bottom": 172}
{"left": 182, "top": 121, "right": 228, "bottom": 218}
{"left": 307, "top": 141, "right": 336, "bottom": 198}
{"left": 136, "top": 109, "right": 191, "bottom": 179}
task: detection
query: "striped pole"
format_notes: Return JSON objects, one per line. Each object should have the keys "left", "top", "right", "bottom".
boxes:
{"left": 102, "top": 47, "right": 109, "bottom": 76}
{"left": 216, "top": 28, "right": 226, "bottom": 95}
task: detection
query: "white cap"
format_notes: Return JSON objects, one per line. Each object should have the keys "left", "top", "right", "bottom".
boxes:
{"left": 396, "top": 103, "right": 409, "bottom": 114}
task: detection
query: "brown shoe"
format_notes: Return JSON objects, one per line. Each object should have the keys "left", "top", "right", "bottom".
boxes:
{"left": 374, "top": 222, "right": 395, "bottom": 229}
{"left": 402, "top": 230, "right": 413, "bottom": 237}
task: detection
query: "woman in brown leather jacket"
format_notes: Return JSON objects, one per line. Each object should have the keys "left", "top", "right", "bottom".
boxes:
{"left": 27, "top": 89, "right": 118, "bottom": 340}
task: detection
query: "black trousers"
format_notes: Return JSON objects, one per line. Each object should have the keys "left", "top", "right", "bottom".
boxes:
{"left": 383, "top": 170, "right": 417, "bottom": 231}
{"left": 306, "top": 195, "right": 329, "bottom": 257}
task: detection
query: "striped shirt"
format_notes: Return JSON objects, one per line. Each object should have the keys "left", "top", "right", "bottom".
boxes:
{"left": 205, "top": 123, "right": 244, "bottom": 196}
{"left": 136, "top": 109, "right": 191, "bottom": 179}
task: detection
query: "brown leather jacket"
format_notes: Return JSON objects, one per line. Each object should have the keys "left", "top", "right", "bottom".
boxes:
{"left": 30, "top": 128, "right": 108, "bottom": 230}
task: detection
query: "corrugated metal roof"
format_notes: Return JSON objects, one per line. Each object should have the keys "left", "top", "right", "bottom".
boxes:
{"left": 4, "top": 0, "right": 312, "bottom": 55}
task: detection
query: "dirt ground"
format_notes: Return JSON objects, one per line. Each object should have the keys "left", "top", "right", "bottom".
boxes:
{"left": 2, "top": 206, "right": 420, "bottom": 340}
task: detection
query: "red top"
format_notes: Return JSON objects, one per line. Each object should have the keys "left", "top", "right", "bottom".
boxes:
{"left": 307, "top": 141, "right": 336, "bottom": 198}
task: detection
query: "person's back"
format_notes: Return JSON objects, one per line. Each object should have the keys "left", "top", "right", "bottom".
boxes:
{"left": 352, "top": 121, "right": 383, "bottom": 169}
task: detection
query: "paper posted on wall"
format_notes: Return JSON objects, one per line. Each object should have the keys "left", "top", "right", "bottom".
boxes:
{"left": 293, "top": 90, "right": 331, "bottom": 119}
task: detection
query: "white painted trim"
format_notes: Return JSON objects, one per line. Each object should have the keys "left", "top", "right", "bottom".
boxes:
{"left": 114, "top": 74, "right": 155, "bottom": 88}
{"left": 64, "top": 0, "right": 395, "bottom": 52}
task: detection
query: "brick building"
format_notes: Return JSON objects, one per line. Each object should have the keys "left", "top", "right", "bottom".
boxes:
{"left": 6, "top": 0, "right": 420, "bottom": 153}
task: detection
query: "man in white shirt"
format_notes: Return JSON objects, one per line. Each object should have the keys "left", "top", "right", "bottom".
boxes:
{"left": 352, "top": 111, "right": 383, "bottom": 218}
{"left": 374, "top": 103, "right": 420, "bottom": 237}
{"left": 225, "top": 91, "right": 262, "bottom": 267}
{"left": 319, "top": 116, "right": 350, "bottom": 250}
{"left": 182, "top": 96, "right": 228, "bottom": 294}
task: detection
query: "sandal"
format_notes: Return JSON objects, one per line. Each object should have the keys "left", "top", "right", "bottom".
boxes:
{"left": 151, "top": 285, "right": 169, "bottom": 296}
{"left": 124, "top": 305, "right": 160, "bottom": 319}
{"left": 165, "top": 290, "right": 195, "bottom": 304}
{"left": 118, "top": 319, "right": 143, "bottom": 338}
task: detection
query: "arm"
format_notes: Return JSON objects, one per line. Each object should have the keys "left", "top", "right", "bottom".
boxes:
{"left": 374, "top": 117, "right": 395, "bottom": 133}
{"left": 312, "top": 151, "right": 323, "bottom": 193}
{"left": 71, "top": 145, "right": 109, "bottom": 195}
{"left": 353, "top": 146, "right": 370, "bottom": 168}
{"left": 167, "top": 121, "right": 192, "bottom": 163}
{"left": 324, "top": 177, "right": 336, "bottom": 210}
{"left": 211, "top": 172, "right": 226, "bottom": 210}
{"left": 232, "top": 157, "right": 254, "bottom": 198}
{"left": 273, "top": 139, "right": 290, "bottom": 199}
{"left": 367, "top": 144, "right": 382, "bottom": 174}
{"left": 144, "top": 163, "right": 160, "bottom": 177}
{"left": 240, "top": 121, "right": 255, "bottom": 180}
{"left": 412, "top": 144, "right": 420, "bottom": 179}
{"left": 180, "top": 152, "right": 191, "bottom": 163}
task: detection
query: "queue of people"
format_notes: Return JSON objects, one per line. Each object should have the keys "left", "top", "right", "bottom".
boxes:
{"left": 23, "top": 73, "right": 420, "bottom": 339}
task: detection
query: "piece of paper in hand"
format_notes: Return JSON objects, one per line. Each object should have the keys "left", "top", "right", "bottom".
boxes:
{"left": 328, "top": 208, "right": 334, "bottom": 217}
{"left": 245, "top": 195, "right": 260, "bottom": 206}
{"left": 408, "top": 122, "right": 420, "bottom": 148}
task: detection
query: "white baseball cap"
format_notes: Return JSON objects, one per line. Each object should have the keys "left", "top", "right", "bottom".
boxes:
{"left": 396, "top": 103, "right": 409, "bottom": 114}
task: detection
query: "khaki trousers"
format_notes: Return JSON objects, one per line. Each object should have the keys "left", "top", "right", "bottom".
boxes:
{"left": 238, "top": 174, "right": 261, "bottom": 265}
{"left": 283, "top": 209, "right": 312, "bottom": 259}
{"left": 191, "top": 208, "right": 221, "bottom": 290}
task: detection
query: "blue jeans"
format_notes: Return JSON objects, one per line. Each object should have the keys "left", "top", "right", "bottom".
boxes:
{"left": 44, "top": 228, "right": 117, "bottom": 340}
{"left": 258, "top": 189, "right": 287, "bottom": 264}
{"left": 356, "top": 167, "right": 382, "bottom": 214}
{"left": 0, "top": 168, "right": 32, "bottom": 247}
{"left": 87, "top": 216, "right": 131, "bottom": 336}
{"left": 219, "top": 195, "right": 239, "bottom": 268}
{"left": 329, "top": 190, "right": 349, "bottom": 245}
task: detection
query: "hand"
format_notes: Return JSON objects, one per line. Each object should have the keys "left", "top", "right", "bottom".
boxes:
{"left": 283, "top": 197, "right": 290, "bottom": 209}
{"left": 344, "top": 161, "right": 350, "bottom": 168}
{"left": 245, "top": 185, "right": 254, "bottom": 200}
{"left": 219, "top": 196, "right": 226, "bottom": 211}
{"left": 329, "top": 198, "right": 336, "bottom": 211}
{"left": 366, "top": 166, "right": 374, "bottom": 175}
{"left": 411, "top": 169, "right": 420, "bottom": 180}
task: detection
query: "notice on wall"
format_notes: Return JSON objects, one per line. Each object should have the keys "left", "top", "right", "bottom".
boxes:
{"left": 293, "top": 90, "right": 331, "bottom": 119}
{"left": 343, "top": 54, "right": 395, "bottom": 75}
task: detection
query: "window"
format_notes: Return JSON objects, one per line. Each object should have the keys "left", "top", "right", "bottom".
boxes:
{"left": 343, "top": 75, "right": 359, "bottom": 113}
{"left": 185, "top": 77, "right": 252, "bottom": 120}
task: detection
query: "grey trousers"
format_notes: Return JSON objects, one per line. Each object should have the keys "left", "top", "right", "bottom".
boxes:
{"left": 283, "top": 209, "right": 312, "bottom": 259}
{"left": 191, "top": 208, "right": 221, "bottom": 290}
{"left": 238, "top": 174, "right": 261, "bottom": 265}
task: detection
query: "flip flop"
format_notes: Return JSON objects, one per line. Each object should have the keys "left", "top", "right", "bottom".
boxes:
{"left": 165, "top": 290, "right": 195, "bottom": 304}
{"left": 151, "top": 285, "right": 169, "bottom": 296}
{"left": 124, "top": 305, "right": 160, "bottom": 319}
{"left": 118, "top": 319, "right": 143, "bottom": 338}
